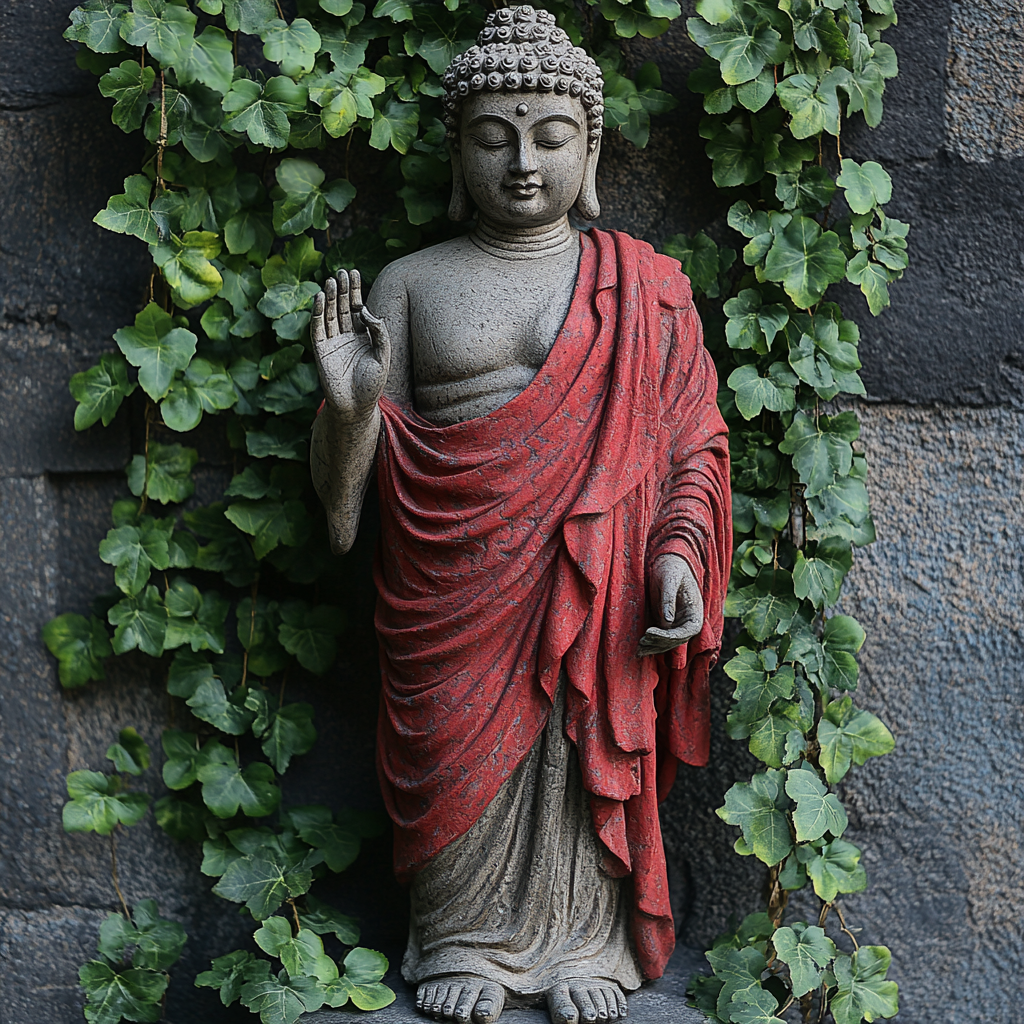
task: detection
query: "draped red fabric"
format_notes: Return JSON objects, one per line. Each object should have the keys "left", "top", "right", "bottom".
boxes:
{"left": 372, "top": 228, "right": 731, "bottom": 980}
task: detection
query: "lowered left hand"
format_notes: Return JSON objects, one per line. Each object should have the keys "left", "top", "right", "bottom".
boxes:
{"left": 638, "top": 553, "right": 704, "bottom": 657}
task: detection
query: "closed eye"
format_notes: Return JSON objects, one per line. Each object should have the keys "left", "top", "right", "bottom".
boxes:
{"left": 468, "top": 134, "right": 510, "bottom": 149}
{"left": 535, "top": 136, "right": 573, "bottom": 149}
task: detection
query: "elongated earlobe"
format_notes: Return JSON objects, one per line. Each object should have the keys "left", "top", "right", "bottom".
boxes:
{"left": 448, "top": 154, "right": 472, "bottom": 222}
{"left": 573, "top": 138, "right": 601, "bottom": 221}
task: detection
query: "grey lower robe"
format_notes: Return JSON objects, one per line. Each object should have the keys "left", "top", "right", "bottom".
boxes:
{"left": 401, "top": 676, "right": 644, "bottom": 1004}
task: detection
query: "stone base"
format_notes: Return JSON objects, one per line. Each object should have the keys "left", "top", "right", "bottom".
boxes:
{"left": 309, "top": 944, "right": 710, "bottom": 1023}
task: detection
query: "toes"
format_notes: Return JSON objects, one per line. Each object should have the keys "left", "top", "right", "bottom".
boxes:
{"left": 615, "top": 988, "right": 628, "bottom": 1019}
{"left": 473, "top": 982, "right": 505, "bottom": 1024}
{"left": 593, "top": 988, "right": 610, "bottom": 1020}
{"left": 442, "top": 984, "right": 463, "bottom": 1019}
{"left": 454, "top": 986, "right": 477, "bottom": 1024}
{"left": 547, "top": 982, "right": 579, "bottom": 1024}
{"left": 416, "top": 983, "right": 435, "bottom": 1012}
{"left": 569, "top": 983, "right": 598, "bottom": 1023}
{"left": 432, "top": 983, "right": 451, "bottom": 1016}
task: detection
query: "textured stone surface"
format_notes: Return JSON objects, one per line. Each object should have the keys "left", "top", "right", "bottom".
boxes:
{"left": 3, "top": 1, "right": 1024, "bottom": 1023}
{"left": 946, "top": 0, "right": 1024, "bottom": 162}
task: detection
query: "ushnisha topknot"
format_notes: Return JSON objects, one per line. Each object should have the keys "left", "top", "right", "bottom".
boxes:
{"left": 442, "top": 5, "right": 605, "bottom": 152}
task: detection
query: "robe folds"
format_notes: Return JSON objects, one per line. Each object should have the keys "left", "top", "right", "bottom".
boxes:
{"left": 373, "top": 228, "right": 731, "bottom": 980}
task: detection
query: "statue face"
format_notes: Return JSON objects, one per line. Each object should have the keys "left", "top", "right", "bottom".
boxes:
{"left": 458, "top": 90, "right": 590, "bottom": 228}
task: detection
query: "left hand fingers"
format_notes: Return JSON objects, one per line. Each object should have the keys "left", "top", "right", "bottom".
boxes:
{"left": 637, "top": 616, "right": 702, "bottom": 658}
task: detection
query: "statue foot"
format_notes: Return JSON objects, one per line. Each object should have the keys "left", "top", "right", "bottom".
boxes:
{"left": 546, "top": 980, "right": 628, "bottom": 1023}
{"left": 416, "top": 975, "right": 506, "bottom": 1023}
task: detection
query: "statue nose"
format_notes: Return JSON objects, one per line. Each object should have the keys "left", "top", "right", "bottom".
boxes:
{"left": 510, "top": 138, "right": 539, "bottom": 175}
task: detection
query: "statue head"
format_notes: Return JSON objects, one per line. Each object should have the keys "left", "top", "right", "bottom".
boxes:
{"left": 441, "top": 5, "right": 605, "bottom": 224}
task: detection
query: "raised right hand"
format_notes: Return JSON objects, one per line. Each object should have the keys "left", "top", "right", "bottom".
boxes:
{"left": 311, "top": 269, "right": 391, "bottom": 424}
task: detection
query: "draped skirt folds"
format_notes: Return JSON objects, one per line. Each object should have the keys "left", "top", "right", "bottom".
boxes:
{"left": 402, "top": 677, "right": 643, "bottom": 1002}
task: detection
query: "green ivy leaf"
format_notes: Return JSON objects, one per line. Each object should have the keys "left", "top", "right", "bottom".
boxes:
{"left": 261, "top": 703, "right": 317, "bottom": 774}
{"left": 776, "top": 71, "right": 842, "bottom": 138}
{"left": 837, "top": 158, "right": 892, "bottom": 215}
{"left": 221, "top": 0, "right": 277, "bottom": 34}
{"left": 261, "top": 18, "right": 322, "bottom": 77}
{"left": 213, "top": 849, "right": 316, "bottom": 918}
{"left": 108, "top": 585, "right": 168, "bottom": 656}
{"left": 818, "top": 696, "right": 894, "bottom": 783}
{"left": 321, "top": 947, "right": 394, "bottom": 1010}
{"left": 120, "top": 0, "right": 198, "bottom": 66}
{"left": 150, "top": 230, "right": 223, "bottom": 308}
{"left": 241, "top": 969, "right": 325, "bottom": 1023}
{"left": 175, "top": 25, "right": 234, "bottom": 95}
{"left": 95, "top": 174, "right": 161, "bottom": 244}
{"left": 42, "top": 613, "right": 112, "bottom": 688}
{"left": 369, "top": 97, "right": 419, "bottom": 154}
{"left": 98, "top": 59, "right": 156, "bottom": 131}
{"left": 725, "top": 648, "right": 796, "bottom": 724}
{"left": 222, "top": 78, "right": 292, "bottom": 148}
{"left": 785, "top": 766, "right": 847, "bottom": 842}
{"left": 774, "top": 164, "right": 835, "bottom": 212}
{"left": 704, "top": 945, "right": 767, "bottom": 1019}
{"left": 702, "top": 116, "right": 765, "bottom": 187}
{"left": 70, "top": 352, "right": 137, "bottom": 430}
{"left": 724, "top": 289, "right": 789, "bottom": 352}
{"left": 763, "top": 216, "right": 847, "bottom": 309}
{"left": 79, "top": 961, "right": 168, "bottom": 1024}
{"left": 198, "top": 746, "right": 281, "bottom": 819}
{"left": 662, "top": 231, "right": 734, "bottom": 299}
{"left": 274, "top": 601, "right": 343, "bottom": 674}
{"left": 298, "top": 818, "right": 358, "bottom": 873}
{"left": 161, "top": 728, "right": 205, "bottom": 789}
{"left": 726, "top": 362, "right": 798, "bottom": 419}
{"left": 717, "top": 769, "right": 792, "bottom": 866}
{"left": 63, "top": 770, "right": 151, "bottom": 834}
{"left": 106, "top": 727, "right": 151, "bottom": 775}
{"left": 98, "top": 522, "right": 170, "bottom": 596}
{"left": 188, "top": 678, "right": 257, "bottom": 734}
{"left": 728, "top": 988, "right": 786, "bottom": 1024}
{"left": 800, "top": 837, "right": 868, "bottom": 902}
{"left": 65, "top": 0, "right": 130, "bottom": 53}
{"left": 114, "top": 303, "right": 197, "bottom": 400}
{"left": 161, "top": 357, "right": 237, "bottom": 431}
{"left": 820, "top": 613, "right": 865, "bottom": 690}
{"left": 772, "top": 924, "right": 836, "bottom": 998}
{"left": 98, "top": 899, "right": 187, "bottom": 971}
{"left": 779, "top": 411, "right": 854, "bottom": 497}
{"left": 845, "top": 250, "right": 893, "bottom": 314}
{"left": 256, "top": 921, "right": 338, "bottom": 983}
{"left": 300, "top": 896, "right": 360, "bottom": 945}
{"left": 725, "top": 569, "right": 801, "bottom": 641}
{"left": 196, "top": 950, "right": 261, "bottom": 1007}
{"left": 687, "top": 9, "right": 789, "bottom": 85}
{"left": 792, "top": 539, "right": 851, "bottom": 606}
{"left": 127, "top": 442, "right": 198, "bottom": 505}
{"left": 831, "top": 947, "right": 899, "bottom": 1024}
{"left": 164, "top": 577, "right": 230, "bottom": 653}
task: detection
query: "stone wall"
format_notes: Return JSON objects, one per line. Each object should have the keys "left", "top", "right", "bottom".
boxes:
{"left": 1, "top": 2, "right": 1021, "bottom": 1022}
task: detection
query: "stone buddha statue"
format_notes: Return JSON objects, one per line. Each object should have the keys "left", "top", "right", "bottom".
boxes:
{"left": 310, "top": 7, "right": 731, "bottom": 1023}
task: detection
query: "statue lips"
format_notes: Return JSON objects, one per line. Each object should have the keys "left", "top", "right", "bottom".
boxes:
{"left": 504, "top": 178, "right": 544, "bottom": 200}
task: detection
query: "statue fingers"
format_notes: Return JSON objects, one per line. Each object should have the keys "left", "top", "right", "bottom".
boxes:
{"left": 336, "top": 269, "right": 353, "bottom": 332}
{"left": 349, "top": 267, "right": 363, "bottom": 312}
{"left": 360, "top": 307, "right": 391, "bottom": 364}
{"left": 324, "top": 274, "right": 338, "bottom": 338}
{"left": 311, "top": 291, "right": 327, "bottom": 347}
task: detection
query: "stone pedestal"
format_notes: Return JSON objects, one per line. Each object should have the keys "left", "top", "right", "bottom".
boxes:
{"left": 309, "top": 944, "right": 710, "bottom": 1024}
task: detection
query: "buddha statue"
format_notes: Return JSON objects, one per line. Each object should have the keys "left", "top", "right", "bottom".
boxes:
{"left": 310, "top": 7, "right": 731, "bottom": 1023}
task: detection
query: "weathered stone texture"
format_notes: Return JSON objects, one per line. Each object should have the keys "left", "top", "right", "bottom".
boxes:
{"left": 946, "top": 0, "right": 1024, "bottom": 162}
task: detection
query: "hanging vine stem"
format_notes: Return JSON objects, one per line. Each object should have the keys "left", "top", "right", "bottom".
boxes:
{"left": 109, "top": 830, "right": 131, "bottom": 922}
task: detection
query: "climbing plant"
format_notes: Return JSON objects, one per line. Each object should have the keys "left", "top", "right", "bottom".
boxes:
{"left": 46, "top": 1, "right": 681, "bottom": 1021}
{"left": 666, "top": 1, "right": 906, "bottom": 1021}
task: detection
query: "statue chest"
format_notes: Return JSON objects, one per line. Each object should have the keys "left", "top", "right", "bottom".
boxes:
{"left": 406, "top": 267, "right": 578, "bottom": 386}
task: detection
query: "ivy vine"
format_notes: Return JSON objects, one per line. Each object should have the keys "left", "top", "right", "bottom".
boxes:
{"left": 46, "top": 1, "right": 682, "bottom": 1022}
{"left": 668, "top": 1, "right": 906, "bottom": 1022}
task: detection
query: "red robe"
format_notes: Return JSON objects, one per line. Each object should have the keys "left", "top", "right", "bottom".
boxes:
{"left": 373, "top": 228, "right": 731, "bottom": 980}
